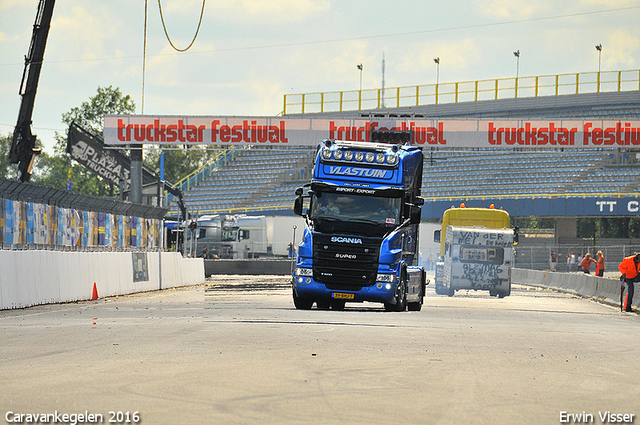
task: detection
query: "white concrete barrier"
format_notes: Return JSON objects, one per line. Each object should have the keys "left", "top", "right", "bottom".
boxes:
{"left": 512, "top": 267, "right": 637, "bottom": 311}
{"left": 0, "top": 250, "right": 204, "bottom": 310}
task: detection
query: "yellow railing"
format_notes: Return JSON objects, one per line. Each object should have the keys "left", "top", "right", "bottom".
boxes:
{"left": 283, "top": 69, "right": 640, "bottom": 115}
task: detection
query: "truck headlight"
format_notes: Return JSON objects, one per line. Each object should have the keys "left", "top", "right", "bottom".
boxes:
{"left": 376, "top": 273, "right": 396, "bottom": 283}
{"left": 386, "top": 153, "right": 398, "bottom": 165}
{"left": 296, "top": 267, "right": 313, "bottom": 277}
{"left": 322, "top": 149, "right": 332, "bottom": 160}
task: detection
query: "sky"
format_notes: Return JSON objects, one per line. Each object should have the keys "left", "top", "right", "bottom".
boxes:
{"left": 1, "top": 0, "right": 639, "bottom": 155}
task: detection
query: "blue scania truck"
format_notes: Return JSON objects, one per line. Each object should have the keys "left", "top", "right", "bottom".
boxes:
{"left": 292, "top": 134, "right": 427, "bottom": 311}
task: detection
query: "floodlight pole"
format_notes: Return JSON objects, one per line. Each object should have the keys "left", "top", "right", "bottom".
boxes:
{"left": 513, "top": 50, "right": 520, "bottom": 97}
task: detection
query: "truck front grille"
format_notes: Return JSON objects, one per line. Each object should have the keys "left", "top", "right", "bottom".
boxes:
{"left": 312, "top": 234, "right": 381, "bottom": 289}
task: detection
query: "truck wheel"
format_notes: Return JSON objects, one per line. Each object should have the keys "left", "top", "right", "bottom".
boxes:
{"left": 292, "top": 289, "right": 313, "bottom": 310}
{"left": 407, "top": 272, "right": 424, "bottom": 311}
{"left": 498, "top": 282, "right": 511, "bottom": 298}
{"left": 447, "top": 287, "right": 455, "bottom": 297}
{"left": 384, "top": 279, "right": 407, "bottom": 312}
{"left": 407, "top": 300, "right": 422, "bottom": 311}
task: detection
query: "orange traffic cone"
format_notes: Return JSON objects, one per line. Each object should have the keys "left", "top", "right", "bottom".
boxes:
{"left": 91, "top": 282, "right": 99, "bottom": 300}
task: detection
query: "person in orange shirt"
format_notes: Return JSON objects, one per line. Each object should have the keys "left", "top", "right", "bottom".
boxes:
{"left": 580, "top": 253, "right": 596, "bottom": 274}
{"left": 595, "top": 251, "right": 605, "bottom": 277}
{"left": 618, "top": 254, "right": 640, "bottom": 312}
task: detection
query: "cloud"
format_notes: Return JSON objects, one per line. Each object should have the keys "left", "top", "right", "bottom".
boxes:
{"left": 213, "top": 0, "right": 331, "bottom": 22}
{"left": 50, "top": 5, "right": 122, "bottom": 73}
{"left": 604, "top": 29, "right": 639, "bottom": 68}
{"left": 475, "top": 0, "right": 546, "bottom": 19}
{"left": 580, "top": 0, "right": 638, "bottom": 5}
{"left": 0, "top": 0, "right": 21, "bottom": 10}
{"left": 397, "top": 39, "right": 482, "bottom": 83}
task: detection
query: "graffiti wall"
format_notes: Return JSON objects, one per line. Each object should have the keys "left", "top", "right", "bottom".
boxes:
{"left": 0, "top": 197, "right": 162, "bottom": 251}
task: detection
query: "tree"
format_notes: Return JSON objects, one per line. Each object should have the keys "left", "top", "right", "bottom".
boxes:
{"left": 6, "top": 85, "right": 221, "bottom": 196}
{"left": 0, "top": 133, "right": 17, "bottom": 179}
{"left": 38, "top": 86, "right": 136, "bottom": 195}
{"left": 1, "top": 132, "right": 49, "bottom": 181}
{"left": 61, "top": 85, "right": 136, "bottom": 136}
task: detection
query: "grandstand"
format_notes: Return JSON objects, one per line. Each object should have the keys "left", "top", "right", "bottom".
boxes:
{"left": 168, "top": 90, "right": 640, "bottom": 219}
{"left": 175, "top": 146, "right": 315, "bottom": 215}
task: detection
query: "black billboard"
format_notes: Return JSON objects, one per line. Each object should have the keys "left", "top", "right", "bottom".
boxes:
{"left": 66, "top": 122, "right": 158, "bottom": 192}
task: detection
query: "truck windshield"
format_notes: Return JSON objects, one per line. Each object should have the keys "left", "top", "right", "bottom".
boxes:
{"left": 221, "top": 229, "right": 237, "bottom": 242}
{"left": 310, "top": 192, "right": 402, "bottom": 236}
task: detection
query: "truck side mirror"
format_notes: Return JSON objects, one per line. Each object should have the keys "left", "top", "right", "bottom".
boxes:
{"left": 513, "top": 226, "right": 519, "bottom": 246}
{"left": 409, "top": 205, "right": 422, "bottom": 224}
{"left": 294, "top": 196, "right": 304, "bottom": 216}
{"left": 434, "top": 229, "right": 441, "bottom": 243}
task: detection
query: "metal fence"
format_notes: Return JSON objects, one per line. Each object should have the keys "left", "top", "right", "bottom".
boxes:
{"left": 283, "top": 69, "right": 640, "bottom": 115}
{"left": 514, "top": 244, "right": 640, "bottom": 272}
{"left": 1, "top": 177, "right": 167, "bottom": 251}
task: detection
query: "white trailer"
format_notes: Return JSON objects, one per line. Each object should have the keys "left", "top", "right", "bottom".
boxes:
{"left": 235, "top": 215, "right": 305, "bottom": 258}
{"left": 185, "top": 214, "right": 306, "bottom": 259}
{"left": 442, "top": 225, "right": 514, "bottom": 298}
{"left": 235, "top": 216, "right": 269, "bottom": 258}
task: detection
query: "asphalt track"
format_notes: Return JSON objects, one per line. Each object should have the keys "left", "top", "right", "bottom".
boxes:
{"left": 1, "top": 276, "right": 639, "bottom": 425}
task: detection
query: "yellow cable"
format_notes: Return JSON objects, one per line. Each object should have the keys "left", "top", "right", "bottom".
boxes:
{"left": 157, "top": 0, "right": 206, "bottom": 52}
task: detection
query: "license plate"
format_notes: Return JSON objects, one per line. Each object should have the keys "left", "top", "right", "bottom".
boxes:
{"left": 332, "top": 292, "right": 354, "bottom": 300}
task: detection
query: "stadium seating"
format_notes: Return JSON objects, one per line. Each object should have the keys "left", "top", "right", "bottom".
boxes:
{"left": 168, "top": 91, "right": 640, "bottom": 217}
{"left": 168, "top": 144, "right": 640, "bottom": 217}
{"left": 174, "top": 146, "right": 315, "bottom": 216}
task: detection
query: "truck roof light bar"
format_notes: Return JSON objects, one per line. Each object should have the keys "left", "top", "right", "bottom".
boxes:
{"left": 370, "top": 129, "right": 412, "bottom": 144}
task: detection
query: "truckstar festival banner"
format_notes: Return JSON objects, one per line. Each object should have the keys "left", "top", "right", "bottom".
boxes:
{"left": 104, "top": 115, "right": 640, "bottom": 148}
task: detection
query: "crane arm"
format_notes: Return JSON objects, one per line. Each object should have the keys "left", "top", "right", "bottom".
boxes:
{"left": 9, "top": 0, "right": 56, "bottom": 182}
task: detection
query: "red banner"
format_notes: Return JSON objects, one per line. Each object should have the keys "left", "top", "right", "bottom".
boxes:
{"left": 104, "top": 115, "right": 640, "bottom": 148}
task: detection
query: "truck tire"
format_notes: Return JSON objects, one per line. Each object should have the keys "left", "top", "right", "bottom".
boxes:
{"left": 384, "top": 277, "right": 407, "bottom": 312}
{"left": 292, "top": 289, "right": 313, "bottom": 310}
{"left": 407, "top": 298, "right": 422, "bottom": 311}
{"left": 498, "top": 281, "right": 511, "bottom": 298}
{"left": 407, "top": 270, "right": 425, "bottom": 311}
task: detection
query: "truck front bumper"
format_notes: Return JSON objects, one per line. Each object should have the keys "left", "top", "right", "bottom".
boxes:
{"left": 292, "top": 276, "right": 398, "bottom": 304}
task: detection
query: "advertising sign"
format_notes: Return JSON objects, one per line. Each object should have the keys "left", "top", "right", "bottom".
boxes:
{"left": 105, "top": 115, "right": 640, "bottom": 149}
{"left": 67, "top": 123, "right": 160, "bottom": 192}
{"left": 423, "top": 196, "right": 640, "bottom": 219}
